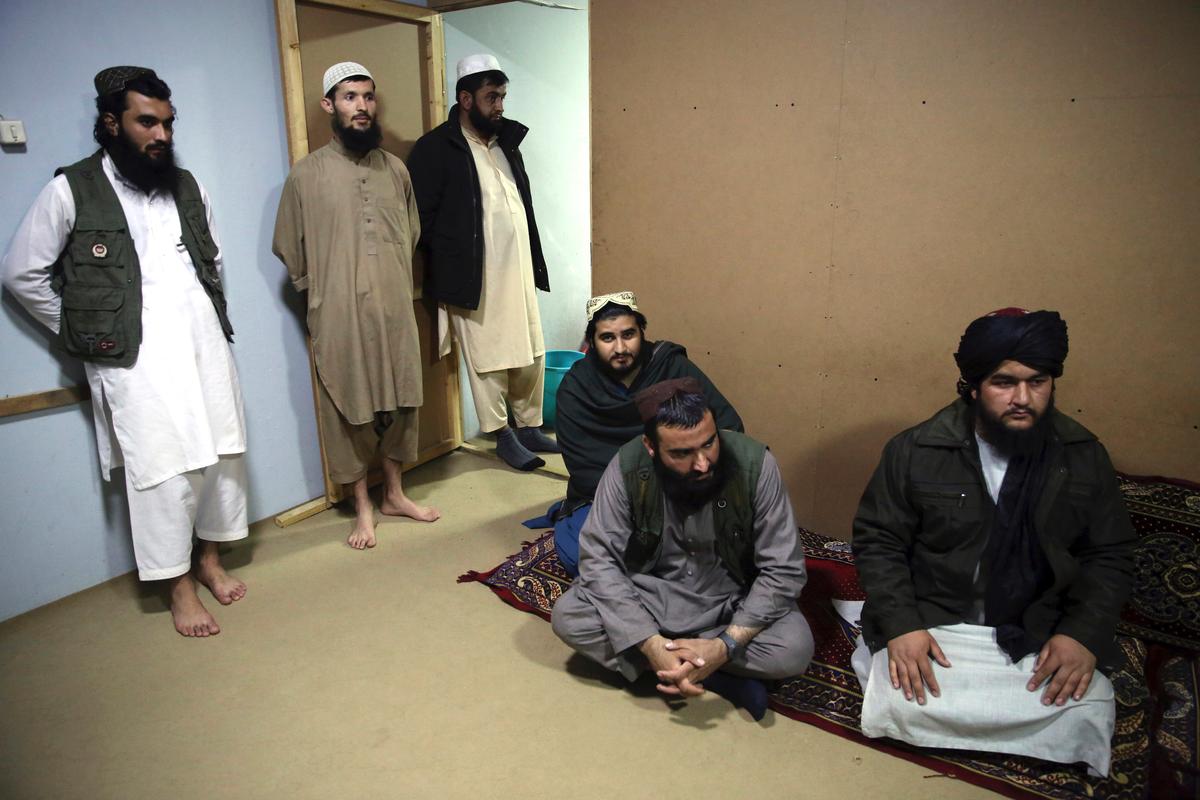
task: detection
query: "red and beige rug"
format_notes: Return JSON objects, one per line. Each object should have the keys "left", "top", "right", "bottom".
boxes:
{"left": 460, "top": 474, "right": 1199, "bottom": 800}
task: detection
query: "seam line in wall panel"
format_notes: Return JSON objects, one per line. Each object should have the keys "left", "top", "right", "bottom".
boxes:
{"left": 813, "top": 0, "right": 852, "bottom": 525}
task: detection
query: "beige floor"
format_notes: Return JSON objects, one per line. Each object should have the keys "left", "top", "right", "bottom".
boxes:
{"left": 0, "top": 450, "right": 995, "bottom": 800}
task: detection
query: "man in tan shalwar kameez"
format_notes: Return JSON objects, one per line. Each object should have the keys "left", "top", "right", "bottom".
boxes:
{"left": 273, "top": 62, "right": 439, "bottom": 549}
{"left": 408, "top": 54, "right": 558, "bottom": 472}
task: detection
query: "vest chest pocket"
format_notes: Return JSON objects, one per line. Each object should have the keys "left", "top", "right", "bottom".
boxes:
{"left": 67, "top": 230, "right": 128, "bottom": 287}
{"left": 60, "top": 285, "right": 126, "bottom": 357}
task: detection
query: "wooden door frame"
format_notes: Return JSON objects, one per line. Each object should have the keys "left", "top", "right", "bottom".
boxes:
{"left": 272, "top": 0, "right": 462, "bottom": 524}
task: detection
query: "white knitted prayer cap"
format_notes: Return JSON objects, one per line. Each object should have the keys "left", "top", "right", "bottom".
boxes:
{"left": 322, "top": 62, "right": 374, "bottom": 96}
{"left": 456, "top": 53, "right": 502, "bottom": 80}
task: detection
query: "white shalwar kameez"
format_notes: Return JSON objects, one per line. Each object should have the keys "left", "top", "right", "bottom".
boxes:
{"left": 437, "top": 126, "right": 545, "bottom": 432}
{"left": 2, "top": 153, "right": 248, "bottom": 580}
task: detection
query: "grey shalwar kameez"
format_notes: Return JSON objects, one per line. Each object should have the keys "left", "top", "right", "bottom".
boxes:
{"left": 552, "top": 450, "right": 814, "bottom": 681}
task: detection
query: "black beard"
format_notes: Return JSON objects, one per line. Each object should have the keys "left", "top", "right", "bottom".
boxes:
{"left": 653, "top": 448, "right": 730, "bottom": 511}
{"left": 591, "top": 338, "right": 648, "bottom": 383}
{"left": 468, "top": 103, "right": 501, "bottom": 138}
{"left": 106, "top": 129, "right": 177, "bottom": 194}
{"left": 975, "top": 394, "right": 1055, "bottom": 458}
{"left": 333, "top": 115, "right": 382, "bottom": 154}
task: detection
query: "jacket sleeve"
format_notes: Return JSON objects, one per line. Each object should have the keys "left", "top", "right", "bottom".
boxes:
{"left": 1, "top": 176, "right": 75, "bottom": 333}
{"left": 405, "top": 137, "right": 443, "bottom": 254}
{"left": 271, "top": 175, "right": 307, "bottom": 292}
{"left": 852, "top": 434, "right": 925, "bottom": 646}
{"left": 1052, "top": 445, "right": 1137, "bottom": 658}
{"left": 732, "top": 450, "right": 807, "bottom": 629}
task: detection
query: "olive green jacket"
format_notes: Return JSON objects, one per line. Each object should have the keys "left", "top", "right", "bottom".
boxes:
{"left": 851, "top": 399, "right": 1136, "bottom": 668}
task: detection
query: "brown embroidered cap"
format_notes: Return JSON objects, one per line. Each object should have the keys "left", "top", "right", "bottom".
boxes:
{"left": 94, "top": 66, "right": 158, "bottom": 96}
{"left": 633, "top": 377, "right": 704, "bottom": 423}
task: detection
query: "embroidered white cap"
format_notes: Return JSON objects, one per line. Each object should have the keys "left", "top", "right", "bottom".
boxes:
{"left": 456, "top": 53, "right": 503, "bottom": 80}
{"left": 586, "top": 291, "right": 639, "bottom": 321}
{"left": 322, "top": 61, "right": 374, "bottom": 96}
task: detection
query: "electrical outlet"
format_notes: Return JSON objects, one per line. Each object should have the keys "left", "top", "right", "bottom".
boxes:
{"left": 1, "top": 120, "right": 27, "bottom": 145}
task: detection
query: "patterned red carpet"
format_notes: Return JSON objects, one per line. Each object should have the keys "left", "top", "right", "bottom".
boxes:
{"left": 460, "top": 474, "right": 1199, "bottom": 800}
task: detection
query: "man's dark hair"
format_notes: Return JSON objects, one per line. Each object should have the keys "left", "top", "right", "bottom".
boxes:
{"left": 455, "top": 70, "right": 509, "bottom": 98}
{"left": 324, "top": 74, "right": 373, "bottom": 101}
{"left": 93, "top": 74, "right": 173, "bottom": 146}
{"left": 643, "top": 390, "right": 708, "bottom": 446}
{"left": 585, "top": 302, "right": 648, "bottom": 344}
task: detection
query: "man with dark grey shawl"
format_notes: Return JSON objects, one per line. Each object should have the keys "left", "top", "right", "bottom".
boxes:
{"left": 552, "top": 378, "right": 813, "bottom": 720}
{"left": 273, "top": 62, "right": 439, "bottom": 550}
{"left": 851, "top": 308, "right": 1136, "bottom": 776}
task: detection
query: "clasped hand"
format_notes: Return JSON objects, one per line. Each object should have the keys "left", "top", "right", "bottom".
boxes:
{"left": 639, "top": 634, "right": 728, "bottom": 698}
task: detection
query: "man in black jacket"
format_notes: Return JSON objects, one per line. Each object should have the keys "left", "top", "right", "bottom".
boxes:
{"left": 850, "top": 308, "right": 1135, "bottom": 775}
{"left": 408, "top": 54, "right": 555, "bottom": 472}
{"left": 549, "top": 292, "right": 743, "bottom": 576}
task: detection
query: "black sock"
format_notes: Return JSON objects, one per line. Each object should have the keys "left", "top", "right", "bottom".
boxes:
{"left": 495, "top": 426, "right": 545, "bottom": 471}
{"left": 701, "top": 672, "right": 768, "bottom": 721}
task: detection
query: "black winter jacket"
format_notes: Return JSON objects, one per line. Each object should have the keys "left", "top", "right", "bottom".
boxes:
{"left": 851, "top": 399, "right": 1136, "bottom": 669}
{"left": 406, "top": 106, "right": 549, "bottom": 309}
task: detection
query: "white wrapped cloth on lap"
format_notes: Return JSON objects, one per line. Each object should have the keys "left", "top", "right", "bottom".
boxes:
{"left": 852, "top": 623, "right": 1116, "bottom": 777}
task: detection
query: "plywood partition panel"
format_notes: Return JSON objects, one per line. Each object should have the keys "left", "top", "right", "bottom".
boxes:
{"left": 590, "top": 0, "right": 1200, "bottom": 539}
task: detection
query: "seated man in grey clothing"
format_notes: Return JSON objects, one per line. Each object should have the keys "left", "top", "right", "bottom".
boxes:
{"left": 552, "top": 377, "right": 814, "bottom": 720}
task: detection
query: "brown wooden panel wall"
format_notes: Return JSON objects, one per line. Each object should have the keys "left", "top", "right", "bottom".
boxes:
{"left": 590, "top": 0, "right": 1200, "bottom": 539}
{"left": 296, "top": 3, "right": 429, "bottom": 156}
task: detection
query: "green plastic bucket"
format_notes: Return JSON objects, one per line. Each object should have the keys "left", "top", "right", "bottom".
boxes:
{"left": 544, "top": 349, "right": 586, "bottom": 428}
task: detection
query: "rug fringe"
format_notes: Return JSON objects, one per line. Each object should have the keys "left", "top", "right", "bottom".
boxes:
{"left": 457, "top": 568, "right": 495, "bottom": 584}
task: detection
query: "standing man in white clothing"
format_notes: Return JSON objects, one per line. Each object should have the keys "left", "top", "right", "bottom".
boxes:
{"left": 408, "top": 54, "right": 558, "bottom": 472}
{"left": 2, "top": 67, "right": 249, "bottom": 637}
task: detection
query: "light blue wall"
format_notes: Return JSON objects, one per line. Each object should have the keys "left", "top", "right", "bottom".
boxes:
{"left": 0, "top": 0, "right": 590, "bottom": 621}
{"left": 0, "top": 0, "right": 324, "bottom": 621}
{"left": 443, "top": 1, "right": 591, "bottom": 437}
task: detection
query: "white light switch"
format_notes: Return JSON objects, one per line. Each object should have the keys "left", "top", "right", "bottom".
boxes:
{"left": 1, "top": 120, "right": 27, "bottom": 145}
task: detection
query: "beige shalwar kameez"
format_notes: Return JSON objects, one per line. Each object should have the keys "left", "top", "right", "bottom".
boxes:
{"left": 273, "top": 138, "right": 423, "bottom": 483}
{"left": 438, "top": 127, "right": 545, "bottom": 433}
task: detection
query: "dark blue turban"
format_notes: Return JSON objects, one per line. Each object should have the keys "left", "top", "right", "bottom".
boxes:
{"left": 954, "top": 308, "right": 1068, "bottom": 398}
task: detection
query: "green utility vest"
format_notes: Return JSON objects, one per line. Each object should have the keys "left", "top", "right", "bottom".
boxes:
{"left": 618, "top": 430, "right": 766, "bottom": 587}
{"left": 51, "top": 150, "right": 234, "bottom": 367}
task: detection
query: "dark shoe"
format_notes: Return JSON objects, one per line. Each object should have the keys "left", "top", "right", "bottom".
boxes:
{"left": 516, "top": 426, "right": 561, "bottom": 454}
{"left": 495, "top": 426, "right": 546, "bottom": 471}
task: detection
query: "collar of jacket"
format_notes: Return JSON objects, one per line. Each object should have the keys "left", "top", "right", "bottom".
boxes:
{"left": 916, "top": 398, "right": 1096, "bottom": 449}
{"left": 442, "top": 103, "right": 529, "bottom": 151}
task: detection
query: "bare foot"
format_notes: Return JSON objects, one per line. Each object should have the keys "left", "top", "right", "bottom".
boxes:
{"left": 195, "top": 556, "right": 246, "bottom": 606}
{"left": 348, "top": 509, "right": 377, "bottom": 550}
{"left": 170, "top": 574, "right": 220, "bottom": 637}
{"left": 380, "top": 493, "right": 441, "bottom": 522}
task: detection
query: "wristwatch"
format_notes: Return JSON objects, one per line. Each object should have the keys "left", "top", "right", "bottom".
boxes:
{"left": 717, "top": 631, "right": 741, "bottom": 660}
